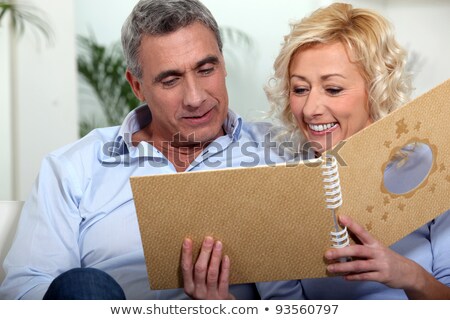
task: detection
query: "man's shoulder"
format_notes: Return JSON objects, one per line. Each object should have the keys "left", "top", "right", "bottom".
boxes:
{"left": 239, "top": 120, "right": 283, "bottom": 142}
{"left": 48, "top": 125, "right": 121, "bottom": 161}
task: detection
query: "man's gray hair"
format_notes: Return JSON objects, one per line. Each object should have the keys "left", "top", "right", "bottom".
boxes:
{"left": 121, "top": 0, "right": 223, "bottom": 80}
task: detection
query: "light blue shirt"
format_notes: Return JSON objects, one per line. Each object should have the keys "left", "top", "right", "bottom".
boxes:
{"left": 0, "top": 106, "right": 282, "bottom": 300}
{"left": 257, "top": 143, "right": 450, "bottom": 299}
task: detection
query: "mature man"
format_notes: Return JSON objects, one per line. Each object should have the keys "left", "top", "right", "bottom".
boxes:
{"left": 0, "top": 0, "right": 281, "bottom": 299}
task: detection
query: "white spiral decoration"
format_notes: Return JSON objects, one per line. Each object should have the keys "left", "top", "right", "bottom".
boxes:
{"left": 321, "top": 154, "right": 350, "bottom": 250}
{"left": 321, "top": 155, "right": 343, "bottom": 210}
{"left": 330, "top": 227, "right": 350, "bottom": 248}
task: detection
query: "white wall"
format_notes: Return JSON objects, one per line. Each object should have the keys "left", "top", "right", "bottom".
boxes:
{"left": 0, "top": 14, "right": 13, "bottom": 200}
{"left": 385, "top": 0, "right": 450, "bottom": 98}
{"left": 1, "top": 0, "right": 79, "bottom": 200}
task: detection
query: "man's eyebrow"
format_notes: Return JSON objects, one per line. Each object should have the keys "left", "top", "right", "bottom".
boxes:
{"left": 194, "top": 55, "right": 219, "bottom": 69}
{"left": 154, "top": 69, "right": 182, "bottom": 83}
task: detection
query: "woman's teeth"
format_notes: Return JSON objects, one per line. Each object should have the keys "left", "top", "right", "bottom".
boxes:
{"left": 308, "top": 123, "right": 337, "bottom": 132}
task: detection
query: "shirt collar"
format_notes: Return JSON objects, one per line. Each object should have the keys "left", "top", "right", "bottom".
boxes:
{"left": 224, "top": 109, "right": 243, "bottom": 142}
{"left": 107, "top": 105, "right": 243, "bottom": 157}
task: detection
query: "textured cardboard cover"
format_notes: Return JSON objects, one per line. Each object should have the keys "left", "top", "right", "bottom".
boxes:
{"left": 131, "top": 79, "right": 450, "bottom": 290}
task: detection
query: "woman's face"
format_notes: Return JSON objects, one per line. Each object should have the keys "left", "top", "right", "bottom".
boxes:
{"left": 289, "top": 42, "right": 372, "bottom": 153}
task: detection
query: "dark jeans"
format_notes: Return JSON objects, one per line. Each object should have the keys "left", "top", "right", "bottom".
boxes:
{"left": 43, "top": 268, "right": 126, "bottom": 300}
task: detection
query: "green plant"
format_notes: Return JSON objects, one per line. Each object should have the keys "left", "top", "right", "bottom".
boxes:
{"left": 220, "top": 26, "right": 254, "bottom": 62}
{"left": 77, "top": 34, "right": 140, "bottom": 137}
{"left": 0, "top": 1, "right": 52, "bottom": 43}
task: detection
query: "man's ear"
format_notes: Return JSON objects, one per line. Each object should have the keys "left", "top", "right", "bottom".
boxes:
{"left": 222, "top": 56, "right": 227, "bottom": 77}
{"left": 126, "top": 69, "right": 145, "bottom": 102}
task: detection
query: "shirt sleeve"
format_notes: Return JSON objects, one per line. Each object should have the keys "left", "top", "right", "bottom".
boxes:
{"left": 430, "top": 210, "right": 450, "bottom": 286}
{"left": 0, "top": 154, "right": 83, "bottom": 299}
{"left": 256, "top": 280, "right": 305, "bottom": 299}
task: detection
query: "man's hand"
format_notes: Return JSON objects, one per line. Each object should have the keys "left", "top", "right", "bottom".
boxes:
{"left": 181, "top": 236, "right": 234, "bottom": 299}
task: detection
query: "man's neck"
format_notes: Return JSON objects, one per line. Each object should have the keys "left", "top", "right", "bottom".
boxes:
{"left": 163, "top": 142, "right": 204, "bottom": 172}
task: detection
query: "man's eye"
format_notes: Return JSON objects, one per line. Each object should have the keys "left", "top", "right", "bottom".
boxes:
{"left": 161, "top": 78, "right": 178, "bottom": 87}
{"left": 199, "top": 67, "right": 214, "bottom": 75}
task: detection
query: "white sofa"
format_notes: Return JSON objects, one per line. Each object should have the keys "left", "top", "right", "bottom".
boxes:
{"left": 0, "top": 201, "right": 24, "bottom": 283}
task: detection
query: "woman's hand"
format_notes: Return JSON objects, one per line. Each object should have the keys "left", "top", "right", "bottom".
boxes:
{"left": 323, "top": 215, "right": 450, "bottom": 299}
{"left": 181, "top": 236, "right": 234, "bottom": 300}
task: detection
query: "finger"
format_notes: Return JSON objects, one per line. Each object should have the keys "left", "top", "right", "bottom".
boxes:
{"left": 181, "top": 238, "right": 195, "bottom": 294}
{"left": 218, "top": 254, "right": 231, "bottom": 299}
{"left": 339, "top": 215, "right": 378, "bottom": 246}
{"left": 325, "top": 244, "right": 376, "bottom": 262}
{"left": 206, "top": 241, "right": 223, "bottom": 290}
{"left": 344, "top": 271, "right": 382, "bottom": 282}
{"left": 327, "top": 258, "right": 378, "bottom": 275}
{"left": 194, "top": 236, "right": 214, "bottom": 287}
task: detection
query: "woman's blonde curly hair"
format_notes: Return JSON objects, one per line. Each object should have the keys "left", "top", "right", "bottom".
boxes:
{"left": 266, "top": 3, "right": 413, "bottom": 152}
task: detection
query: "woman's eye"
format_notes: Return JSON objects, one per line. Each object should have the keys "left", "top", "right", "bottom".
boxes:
{"left": 292, "top": 87, "right": 309, "bottom": 95}
{"left": 326, "top": 88, "right": 343, "bottom": 95}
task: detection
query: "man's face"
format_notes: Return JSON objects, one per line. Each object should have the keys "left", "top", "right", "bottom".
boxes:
{"left": 127, "top": 22, "right": 228, "bottom": 147}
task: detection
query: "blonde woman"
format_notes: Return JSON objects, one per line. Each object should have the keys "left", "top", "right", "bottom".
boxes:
{"left": 256, "top": 3, "right": 450, "bottom": 299}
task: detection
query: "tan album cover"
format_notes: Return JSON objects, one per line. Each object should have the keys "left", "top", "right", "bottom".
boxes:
{"left": 131, "top": 79, "right": 450, "bottom": 290}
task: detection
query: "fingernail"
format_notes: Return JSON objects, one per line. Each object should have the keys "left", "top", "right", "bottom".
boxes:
{"left": 215, "top": 241, "right": 222, "bottom": 250}
{"left": 327, "top": 264, "right": 334, "bottom": 273}
{"left": 325, "top": 250, "right": 333, "bottom": 259}
{"left": 204, "top": 236, "right": 213, "bottom": 246}
{"left": 339, "top": 215, "right": 349, "bottom": 224}
{"left": 183, "top": 238, "right": 190, "bottom": 248}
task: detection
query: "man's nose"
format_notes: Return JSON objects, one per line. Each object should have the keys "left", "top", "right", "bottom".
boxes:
{"left": 183, "top": 75, "right": 207, "bottom": 108}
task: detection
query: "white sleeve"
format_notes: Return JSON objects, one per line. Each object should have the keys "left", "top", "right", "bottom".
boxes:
{"left": 256, "top": 280, "right": 306, "bottom": 299}
{"left": 430, "top": 210, "right": 450, "bottom": 286}
{"left": 0, "top": 154, "right": 83, "bottom": 299}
